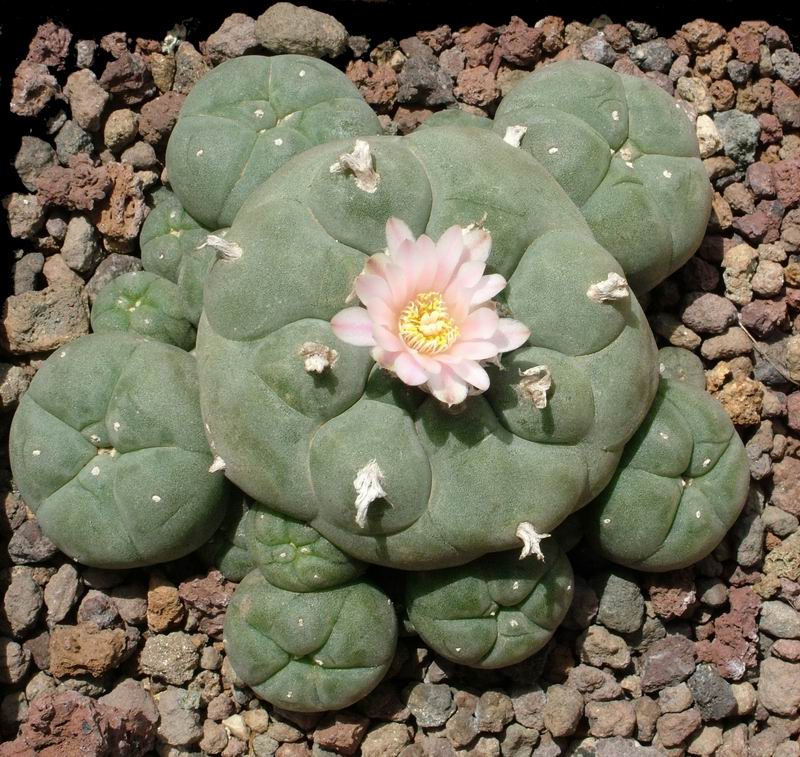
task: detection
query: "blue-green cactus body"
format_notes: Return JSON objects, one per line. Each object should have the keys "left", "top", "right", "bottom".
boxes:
{"left": 90, "top": 271, "right": 196, "bottom": 350}
{"left": 9, "top": 334, "right": 228, "bottom": 568}
{"left": 224, "top": 570, "right": 398, "bottom": 712}
{"left": 405, "top": 541, "right": 574, "bottom": 668}
{"left": 584, "top": 375, "right": 749, "bottom": 571}
{"left": 494, "top": 60, "right": 712, "bottom": 294}
{"left": 197, "top": 126, "right": 659, "bottom": 570}
{"left": 165, "top": 55, "right": 382, "bottom": 230}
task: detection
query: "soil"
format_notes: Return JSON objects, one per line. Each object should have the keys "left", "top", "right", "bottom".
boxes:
{"left": 2, "top": 3, "right": 800, "bottom": 756}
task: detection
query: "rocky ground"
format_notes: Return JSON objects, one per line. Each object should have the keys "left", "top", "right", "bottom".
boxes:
{"left": 1, "top": 4, "right": 800, "bottom": 756}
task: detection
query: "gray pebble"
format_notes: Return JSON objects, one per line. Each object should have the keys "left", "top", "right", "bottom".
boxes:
{"left": 593, "top": 571, "right": 645, "bottom": 635}
{"left": 760, "top": 600, "right": 800, "bottom": 639}
{"left": 62, "top": 215, "right": 103, "bottom": 274}
{"left": 54, "top": 120, "right": 94, "bottom": 164}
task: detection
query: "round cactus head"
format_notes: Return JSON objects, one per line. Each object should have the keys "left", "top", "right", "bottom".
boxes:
{"left": 165, "top": 54, "right": 382, "bottom": 229}
{"left": 198, "top": 491, "right": 254, "bottom": 582}
{"left": 197, "top": 126, "right": 659, "bottom": 570}
{"left": 405, "top": 541, "right": 574, "bottom": 669}
{"left": 224, "top": 570, "right": 398, "bottom": 712}
{"left": 495, "top": 60, "right": 712, "bottom": 294}
{"left": 9, "top": 334, "right": 228, "bottom": 568}
{"left": 584, "top": 374, "right": 749, "bottom": 571}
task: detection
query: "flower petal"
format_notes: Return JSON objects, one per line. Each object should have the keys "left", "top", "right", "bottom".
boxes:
{"left": 364, "top": 296, "right": 396, "bottom": 328}
{"left": 463, "top": 228, "right": 491, "bottom": 262}
{"left": 414, "top": 234, "right": 439, "bottom": 291}
{"left": 469, "top": 274, "right": 507, "bottom": 306}
{"left": 392, "top": 352, "right": 429, "bottom": 386}
{"left": 450, "top": 359, "right": 490, "bottom": 392}
{"left": 432, "top": 225, "right": 467, "bottom": 291}
{"left": 427, "top": 367, "right": 468, "bottom": 406}
{"left": 492, "top": 318, "right": 531, "bottom": 352}
{"left": 331, "top": 307, "right": 376, "bottom": 346}
{"left": 386, "top": 217, "right": 414, "bottom": 254}
{"left": 460, "top": 307, "right": 500, "bottom": 341}
{"left": 408, "top": 349, "right": 442, "bottom": 375}
{"left": 374, "top": 325, "right": 404, "bottom": 352}
{"left": 445, "top": 340, "right": 500, "bottom": 361}
{"left": 355, "top": 273, "right": 392, "bottom": 307}
{"left": 383, "top": 261, "right": 410, "bottom": 307}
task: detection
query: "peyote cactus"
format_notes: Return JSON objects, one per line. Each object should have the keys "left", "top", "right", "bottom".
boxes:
{"left": 406, "top": 541, "right": 574, "bottom": 669}
{"left": 197, "top": 126, "right": 659, "bottom": 570}
{"left": 9, "top": 54, "right": 751, "bottom": 714}
{"left": 9, "top": 334, "right": 228, "bottom": 568}
{"left": 494, "top": 60, "right": 713, "bottom": 294}
{"left": 224, "top": 569, "right": 398, "bottom": 712}
{"left": 165, "top": 55, "right": 382, "bottom": 229}
{"left": 90, "top": 270, "right": 196, "bottom": 350}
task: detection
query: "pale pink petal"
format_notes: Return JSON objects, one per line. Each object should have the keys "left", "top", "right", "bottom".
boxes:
{"left": 386, "top": 217, "right": 414, "bottom": 255}
{"left": 491, "top": 318, "right": 531, "bottom": 352}
{"left": 445, "top": 287, "right": 471, "bottom": 326}
{"left": 427, "top": 367, "right": 468, "bottom": 406}
{"left": 445, "top": 340, "right": 500, "bottom": 361}
{"left": 451, "top": 260, "right": 486, "bottom": 290}
{"left": 450, "top": 359, "right": 490, "bottom": 392}
{"left": 371, "top": 346, "right": 399, "bottom": 369}
{"left": 469, "top": 274, "right": 507, "bottom": 306}
{"left": 460, "top": 308, "right": 500, "bottom": 341}
{"left": 355, "top": 274, "right": 392, "bottom": 307}
{"left": 364, "top": 252, "right": 390, "bottom": 277}
{"left": 374, "top": 325, "right": 404, "bottom": 352}
{"left": 432, "top": 225, "right": 467, "bottom": 291}
{"left": 383, "top": 261, "right": 409, "bottom": 307}
{"left": 364, "top": 297, "right": 396, "bottom": 328}
{"left": 414, "top": 235, "right": 439, "bottom": 290}
{"left": 392, "top": 239, "right": 426, "bottom": 293}
{"left": 462, "top": 228, "right": 491, "bottom": 262}
{"left": 331, "top": 308, "right": 376, "bottom": 347}
{"left": 408, "top": 349, "right": 442, "bottom": 375}
{"left": 392, "top": 352, "right": 429, "bottom": 386}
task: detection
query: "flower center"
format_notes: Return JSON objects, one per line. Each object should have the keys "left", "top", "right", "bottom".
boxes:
{"left": 398, "top": 292, "right": 459, "bottom": 354}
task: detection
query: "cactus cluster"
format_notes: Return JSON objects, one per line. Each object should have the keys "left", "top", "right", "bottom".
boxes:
{"left": 10, "top": 54, "right": 749, "bottom": 712}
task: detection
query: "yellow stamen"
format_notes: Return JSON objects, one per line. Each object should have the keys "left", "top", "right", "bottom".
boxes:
{"left": 398, "top": 291, "right": 459, "bottom": 354}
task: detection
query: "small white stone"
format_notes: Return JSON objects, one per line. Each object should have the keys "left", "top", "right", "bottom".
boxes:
{"left": 662, "top": 169, "right": 673, "bottom": 178}
{"left": 90, "top": 466, "right": 100, "bottom": 476}
{"left": 547, "top": 146, "right": 559, "bottom": 154}
{"left": 274, "top": 138, "right": 283, "bottom": 146}
{"left": 32, "top": 449, "right": 41, "bottom": 457}
{"left": 151, "top": 495, "right": 161, "bottom": 503}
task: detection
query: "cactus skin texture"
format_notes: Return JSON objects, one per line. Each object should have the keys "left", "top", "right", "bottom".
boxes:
{"left": 495, "top": 60, "right": 712, "bottom": 295}
{"left": 657, "top": 345, "right": 707, "bottom": 390}
{"left": 584, "top": 373, "right": 750, "bottom": 572}
{"left": 139, "top": 189, "right": 218, "bottom": 327}
{"left": 165, "top": 55, "right": 382, "bottom": 230}
{"left": 9, "top": 334, "right": 227, "bottom": 568}
{"left": 90, "top": 271, "right": 196, "bottom": 350}
{"left": 224, "top": 570, "right": 398, "bottom": 712}
{"left": 199, "top": 492, "right": 254, "bottom": 582}
{"left": 247, "top": 504, "right": 365, "bottom": 593}
{"left": 196, "top": 126, "right": 659, "bottom": 570}
{"left": 405, "top": 540, "right": 574, "bottom": 669}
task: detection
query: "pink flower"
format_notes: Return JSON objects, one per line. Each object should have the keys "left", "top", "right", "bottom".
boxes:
{"left": 331, "top": 218, "right": 530, "bottom": 406}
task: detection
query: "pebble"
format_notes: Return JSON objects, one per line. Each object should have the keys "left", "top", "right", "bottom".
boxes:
{"left": 640, "top": 635, "right": 696, "bottom": 692}
{"left": 255, "top": 2, "right": 348, "bottom": 58}
{"left": 629, "top": 38, "right": 674, "bottom": 72}
{"left": 157, "top": 686, "right": 204, "bottom": 747}
{"left": 314, "top": 711, "right": 370, "bottom": 755}
{"left": 758, "top": 657, "right": 800, "bottom": 716}
{"left": 593, "top": 571, "right": 645, "bottom": 634}
{"left": 14, "top": 135, "right": 57, "bottom": 191}
{"left": 64, "top": 69, "right": 110, "bottom": 132}
{"left": 13, "top": 252, "right": 44, "bottom": 294}
{"left": 62, "top": 215, "right": 103, "bottom": 274}
{"left": 658, "top": 683, "right": 694, "bottom": 713}
{"left": 48, "top": 623, "right": 126, "bottom": 678}
{"left": 103, "top": 108, "right": 139, "bottom": 151}
{"left": 6, "top": 520, "right": 59, "bottom": 563}
{"left": 760, "top": 600, "right": 800, "bottom": 638}
{"left": 85, "top": 253, "right": 143, "bottom": 302}
{"left": 4, "top": 192, "right": 45, "bottom": 240}
{"left": 681, "top": 292, "right": 738, "bottom": 334}
{"left": 475, "top": 691, "right": 514, "bottom": 732}
{"left": 54, "top": 119, "right": 94, "bottom": 164}
{"left": 686, "top": 664, "right": 737, "bottom": 720}
{"left": 542, "top": 684, "right": 584, "bottom": 737}
{"left": 655, "top": 707, "right": 702, "bottom": 748}
{"left": 205, "top": 13, "right": 258, "bottom": 64}
{"left": 173, "top": 41, "right": 209, "bottom": 95}
{"left": 4, "top": 568, "right": 44, "bottom": 637}
{"left": 715, "top": 109, "right": 762, "bottom": 164}
{"left": 585, "top": 700, "right": 636, "bottom": 738}
{"left": 406, "top": 683, "right": 455, "bottom": 728}
{"left": 578, "top": 625, "right": 631, "bottom": 669}
{"left": 139, "top": 631, "right": 199, "bottom": 685}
